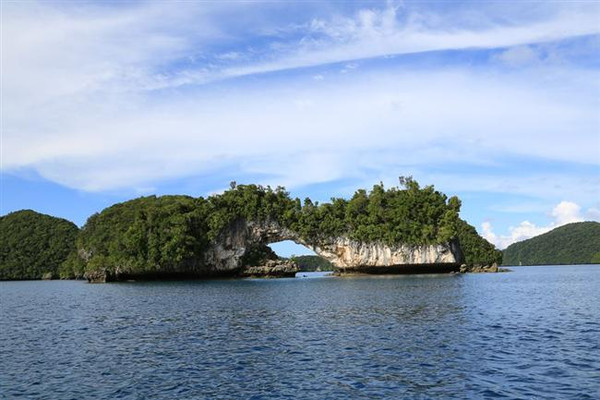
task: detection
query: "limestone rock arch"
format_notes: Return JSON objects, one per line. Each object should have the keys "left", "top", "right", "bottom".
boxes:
{"left": 204, "top": 218, "right": 463, "bottom": 275}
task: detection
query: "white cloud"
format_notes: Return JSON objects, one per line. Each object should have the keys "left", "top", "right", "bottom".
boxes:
{"left": 5, "top": 1, "right": 598, "bottom": 105}
{"left": 481, "top": 221, "right": 499, "bottom": 246}
{"left": 4, "top": 67, "right": 598, "bottom": 192}
{"left": 426, "top": 173, "right": 600, "bottom": 207}
{"left": 225, "top": 3, "right": 600, "bottom": 80}
{"left": 551, "top": 201, "right": 584, "bottom": 226}
{"left": 482, "top": 201, "right": 592, "bottom": 249}
{"left": 494, "top": 46, "right": 541, "bottom": 67}
{"left": 2, "top": 0, "right": 599, "bottom": 196}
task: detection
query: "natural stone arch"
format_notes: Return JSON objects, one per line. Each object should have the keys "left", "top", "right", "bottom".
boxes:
{"left": 203, "top": 218, "right": 463, "bottom": 276}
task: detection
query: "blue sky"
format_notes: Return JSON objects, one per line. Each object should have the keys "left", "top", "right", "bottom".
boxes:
{"left": 2, "top": 0, "right": 599, "bottom": 255}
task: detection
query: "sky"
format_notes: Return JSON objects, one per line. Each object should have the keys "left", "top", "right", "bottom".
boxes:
{"left": 2, "top": 0, "right": 599, "bottom": 256}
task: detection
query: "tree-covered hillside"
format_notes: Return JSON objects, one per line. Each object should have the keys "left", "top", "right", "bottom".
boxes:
{"left": 66, "top": 195, "right": 210, "bottom": 279}
{"left": 502, "top": 222, "right": 600, "bottom": 266}
{"left": 207, "top": 177, "right": 463, "bottom": 246}
{"left": 293, "top": 255, "right": 334, "bottom": 272}
{"left": 456, "top": 219, "right": 503, "bottom": 267}
{"left": 0, "top": 210, "right": 79, "bottom": 280}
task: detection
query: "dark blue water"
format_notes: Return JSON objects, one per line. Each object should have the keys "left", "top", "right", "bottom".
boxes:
{"left": 1, "top": 266, "right": 599, "bottom": 399}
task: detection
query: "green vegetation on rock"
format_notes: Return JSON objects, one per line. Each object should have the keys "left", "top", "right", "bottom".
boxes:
{"left": 75, "top": 195, "right": 210, "bottom": 278}
{"left": 291, "top": 177, "right": 462, "bottom": 245}
{"left": 0, "top": 210, "right": 79, "bottom": 280}
{"left": 456, "top": 219, "right": 503, "bottom": 267}
{"left": 293, "top": 255, "right": 334, "bottom": 272}
{"left": 502, "top": 221, "right": 600, "bottom": 266}
{"left": 205, "top": 183, "right": 298, "bottom": 241}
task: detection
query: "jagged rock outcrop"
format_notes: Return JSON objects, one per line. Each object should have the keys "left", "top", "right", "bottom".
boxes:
{"left": 201, "top": 219, "right": 463, "bottom": 277}
{"left": 238, "top": 260, "right": 299, "bottom": 278}
{"left": 310, "top": 237, "right": 463, "bottom": 274}
{"left": 201, "top": 219, "right": 299, "bottom": 275}
{"left": 85, "top": 269, "right": 110, "bottom": 283}
{"left": 460, "top": 262, "right": 509, "bottom": 273}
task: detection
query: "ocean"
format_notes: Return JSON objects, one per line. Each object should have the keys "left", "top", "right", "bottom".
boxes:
{"left": 1, "top": 265, "right": 599, "bottom": 399}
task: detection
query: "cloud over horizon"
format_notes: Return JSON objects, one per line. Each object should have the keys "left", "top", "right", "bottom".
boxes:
{"left": 481, "top": 201, "right": 600, "bottom": 249}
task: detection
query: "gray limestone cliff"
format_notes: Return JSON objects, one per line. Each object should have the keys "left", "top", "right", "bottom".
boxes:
{"left": 310, "top": 237, "right": 463, "bottom": 274}
{"left": 201, "top": 219, "right": 463, "bottom": 277}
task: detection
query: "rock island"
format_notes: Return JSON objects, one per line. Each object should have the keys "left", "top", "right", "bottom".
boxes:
{"left": 0, "top": 177, "right": 502, "bottom": 281}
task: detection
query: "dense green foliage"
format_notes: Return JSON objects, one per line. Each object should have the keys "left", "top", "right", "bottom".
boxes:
{"left": 206, "top": 183, "right": 299, "bottom": 241}
{"left": 74, "top": 195, "right": 209, "bottom": 277}
{"left": 215, "top": 179, "right": 463, "bottom": 247}
{"left": 0, "top": 210, "right": 79, "bottom": 280}
{"left": 241, "top": 244, "right": 279, "bottom": 267}
{"left": 292, "top": 177, "right": 462, "bottom": 245}
{"left": 293, "top": 255, "right": 334, "bottom": 272}
{"left": 502, "top": 222, "right": 600, "bottom": 266}
{"left": 456, "top": 219, "right": 503, "bottom": 267}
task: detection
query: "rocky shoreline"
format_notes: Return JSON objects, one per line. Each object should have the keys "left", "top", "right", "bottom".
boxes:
{"left": 459, "top": 262, "right": 511, "bottom": 273}
{"left": 84, "top": 261, "right": 505, "bottom": 283}
{"left": 237, "top": 259, "right": 299, "bottom": 278}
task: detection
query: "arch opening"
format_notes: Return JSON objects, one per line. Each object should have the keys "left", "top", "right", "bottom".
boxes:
{"left": 268, "top": 240, "right": 334, "bottom": 273}
{"left": 268, "top": 240, "right": 315, "bottom": 258}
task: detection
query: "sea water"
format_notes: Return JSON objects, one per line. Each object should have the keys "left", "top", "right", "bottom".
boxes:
{"left": 1, "top": 265, "right": 599, "bottom": 399}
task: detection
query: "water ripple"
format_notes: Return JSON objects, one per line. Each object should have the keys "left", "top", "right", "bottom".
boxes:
{"left": 1, "top": 266, "right": 600, "bottom": 399}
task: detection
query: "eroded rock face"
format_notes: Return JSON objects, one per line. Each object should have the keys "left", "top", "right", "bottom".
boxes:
{"left": 309, "top": 237, "right": 462, "bottom": 274}
{"left": 202, "top": 219, "right": 463, "bottom": 276}
{"left": 460, "top": 262, "right": 503, "bottom": 273}
{"left": 201, "top": 219, "right": 299, "bottom": 275}
{"left": 202, "top": 219, "right": 253, "bottom": 274}
{"left": 85, "top": 269, "right": 109, "bottom": 283}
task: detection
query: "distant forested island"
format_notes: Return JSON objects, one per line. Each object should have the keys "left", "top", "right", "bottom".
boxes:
{"left": 503, "top": 222, "right": 600, "bottom": 266}
{"left": 292, "top": 255, "right": 334, "bottom": 272}
{"left": 0, "top": 210, "right": 79, "bottom": 280}
{"left": 1, "top": 178, "right": 502, "bottom": 281}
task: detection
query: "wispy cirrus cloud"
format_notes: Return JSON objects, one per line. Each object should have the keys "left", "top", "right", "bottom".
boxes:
{"left": 4, "top": 1, "right": 599, "bottom": 104}
{"left": 4, "top": 66, "right": 598, "bottom": 192}
{"left": 239, "top": 2, "right": 599, "bottom": 75}
{"left": 2, "top": 0, "right": 599, "bottom": 203}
